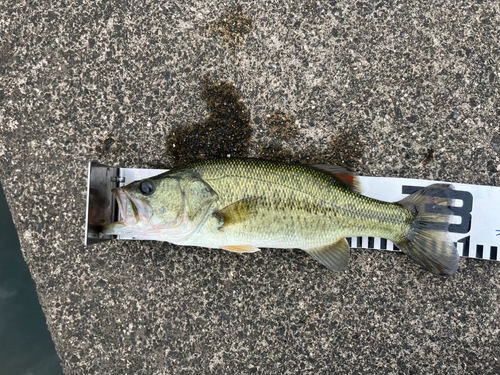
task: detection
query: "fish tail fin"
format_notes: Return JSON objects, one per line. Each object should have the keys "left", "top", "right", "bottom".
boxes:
{"left": 395, "top": 184, "right": 459, "bottom": 276}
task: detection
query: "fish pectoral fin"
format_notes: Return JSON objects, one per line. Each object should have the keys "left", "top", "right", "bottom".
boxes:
{"left": 310, "top": 165, "right": 362, "bottom": 194}
{"left": 305, "top": 238, "right": 350, "bottom": 272}
{"left": 220, "top": 245, "right": 261, "bottom": 253}
{"left": 216, "top": 197, "right": 260, "bottom": 229}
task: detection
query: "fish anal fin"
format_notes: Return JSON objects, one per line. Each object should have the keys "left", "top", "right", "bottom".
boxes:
{"left": 305, "top": 238, "right": 350, "bottom": 272}
{"left": 311, "top": 165, "right": 362, "bottom": 194}
{"left": 216, "top": 198, "right": 260, "bottom": 229}
{"left": 221, "top": 245, "right": 261, "bottom": 253}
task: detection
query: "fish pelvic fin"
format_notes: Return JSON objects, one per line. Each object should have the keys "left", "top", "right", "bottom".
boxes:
{"left": 305, "top": 238, "right": 350, "bottom": 272}
{"left": 220, "top": 245, "right": 261, "bottom": 253}
{"left": 395, "top": 184, "right": 459, "bottom": 276}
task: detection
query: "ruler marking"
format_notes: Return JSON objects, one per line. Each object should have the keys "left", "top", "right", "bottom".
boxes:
{"left": 361, "top": 236, "right": 369, "bottom": 249}
{"left": 368, "top": 237, "right": 375, "bottom": 249}
{"left": 476, "top": 244, "right": 483, "bottom": 259}
{"left": 380, "top": 238, "right": 387, "bottom": 250}
{"left": 490, "top": 246, "right": 498, "bottom": 260}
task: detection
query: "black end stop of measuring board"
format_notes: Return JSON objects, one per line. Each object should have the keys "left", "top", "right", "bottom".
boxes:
{"left": 85, "top": 161, "right": 120, "bottom": 246}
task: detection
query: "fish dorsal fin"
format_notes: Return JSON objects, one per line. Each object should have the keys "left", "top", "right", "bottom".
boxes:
{"left": 311, "top": 165, "right": 362, "bottom": 194}
{"left": 216, "top": 197, "right": 260, "bottom": 229}
{"left": 220, "top": 245, "right": 261, "bottom": 253}
{"left": 305, "top": 238, "right": 351, "bottom": 272}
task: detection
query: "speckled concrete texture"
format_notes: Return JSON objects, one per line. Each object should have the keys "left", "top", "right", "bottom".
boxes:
{"left": 1, "top": 1, "right": 500, "bottom": 374}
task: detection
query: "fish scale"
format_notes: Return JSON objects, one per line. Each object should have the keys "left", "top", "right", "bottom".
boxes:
{"left": 183, "top": 159, "right": 407, "bottom": 248}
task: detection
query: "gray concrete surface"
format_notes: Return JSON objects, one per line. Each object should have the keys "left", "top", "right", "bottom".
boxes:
{"left": 1, "top": 0, "right": 500, "bottom": 373}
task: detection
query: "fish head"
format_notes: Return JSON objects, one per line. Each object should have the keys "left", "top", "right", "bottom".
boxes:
{"left": 102, "top": 176, "right": 185, "bottom": 237}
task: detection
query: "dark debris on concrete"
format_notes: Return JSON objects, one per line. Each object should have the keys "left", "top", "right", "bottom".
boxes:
{"left": 1, "top": 0, "right": 499, "bottom": 374}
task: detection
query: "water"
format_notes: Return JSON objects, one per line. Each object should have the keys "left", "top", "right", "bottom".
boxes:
{"left": 0, "top": 183, "right": 63, "bottom": 375}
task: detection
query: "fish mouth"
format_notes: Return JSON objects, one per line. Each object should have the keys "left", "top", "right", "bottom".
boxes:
{"left": 114, "top": 187, "right": 153, "bottom": 224}
{"left": 102, "top": 187, "right": 153, "bottom": 235}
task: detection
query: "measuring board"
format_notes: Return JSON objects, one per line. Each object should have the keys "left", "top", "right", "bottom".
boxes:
{"left": 85, "top": 162, "right": 500, "bottom": 262}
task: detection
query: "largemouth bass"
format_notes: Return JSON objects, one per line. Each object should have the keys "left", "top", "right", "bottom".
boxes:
{"left": 102, "top": 158, "right": 459, "bottom": 275}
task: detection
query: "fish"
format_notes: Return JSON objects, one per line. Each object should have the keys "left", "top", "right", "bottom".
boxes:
{"left": 102, "top": 158, "right": 459, "bottom": 275}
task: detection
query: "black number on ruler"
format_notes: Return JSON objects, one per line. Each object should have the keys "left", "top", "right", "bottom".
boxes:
{"left": 402, "top": 186, "right": 473, "bottom": 234}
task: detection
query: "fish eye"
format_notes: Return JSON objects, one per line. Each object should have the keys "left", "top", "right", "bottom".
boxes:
{"left": 138, "top": 181, "right": 155, "bottom": 196}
